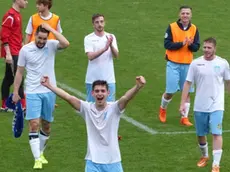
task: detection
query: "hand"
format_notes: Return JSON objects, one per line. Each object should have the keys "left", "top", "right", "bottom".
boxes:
{"left": 107, "top": 35, "right": 113, "bottom": 43}
{"left": 136, "top": 76, "right": 146, "bottom": 88}
{"left": 41, "top": 23, "right": 53, "bottom": 32}
{"left": 187, "top": 37, "right": 194, "bottom": 46}
{"left": 40, "top": 76, "right": 50, "bottom": 87}
{"left": 179, "top": 103, "right": 186, "bottom": 117}
{"left": 5, "top": 53, "right": 13, "bottom": 64}
{"left": 12, "top": 93, "right": 21, "bottom": 103}
{"left": 104, "top": 35, "right": 113, "bottom": 51}
{"left": 183, "top": 37, "right": 188, "bottom": 46}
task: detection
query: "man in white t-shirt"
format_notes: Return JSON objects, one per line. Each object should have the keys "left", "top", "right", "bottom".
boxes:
{"left": 24, "top": 0, "right": 62, "bottom": 44}
{"left": 180, "top": 37, "right": 230, "bottom": 172}
{"left": 41, "top": 75, "right": 146, "bottom": 172}
{"left": 84, "top": 13, "right": 119, "bottom": 102}
{"left": 12, "top": 23, "right": 69, "bottom": 170}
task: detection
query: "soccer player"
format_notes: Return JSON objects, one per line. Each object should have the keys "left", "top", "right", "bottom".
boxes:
{"left": 12, "top": 23, "right": 69, "bottom": 169}
{"left": 41, "top": 75, "right": 146, "bottom": 172}
{"left": 24, "top": 0, "right": 62, "bottom": 44}
{"left": 158, "top": 5, "right": 200, "bottom": 126}
{"left": 0, "top": 0, "right": 28, "bottom": 111}
{"left": 180, "top": 37, "right": 230, "bottom": 172}
{"left": 24, "top": 0, "right": 62, "bottom": 108}
{"left": 84, "top": 13, "right": 119, "bottom": 102}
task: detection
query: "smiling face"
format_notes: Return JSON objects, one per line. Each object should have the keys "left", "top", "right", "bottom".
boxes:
{"left": 203, "top": 42, "right": 216, "bottom": 60}
{"left": 92, "top": 84, "right": 109, "bottom": 107}
{"left": 179, "top": 8, "right": 192, "bottom": 24}
{"left": 35, "top": 31, "right": 48, "bottom": 48}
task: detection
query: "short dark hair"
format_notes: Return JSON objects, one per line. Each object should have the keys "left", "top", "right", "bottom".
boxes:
{"left": 92, "top": 13, "right": 104, "bottom": 23}
{"left": 36, "top": 0, "right": 52, "bottom": 9}
{"left": 179, "top": 5, "right": 192, "bottom": 11}
{"left": 35, "top": 25, "right": 50, "bottom": 36}
{"left": 92, "top": 80, "right": 108, "bottom": 90}
{"left": 203, "top": 37, "right": 217, "bottom": 47}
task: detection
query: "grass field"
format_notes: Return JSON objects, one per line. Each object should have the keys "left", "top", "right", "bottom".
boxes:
{"left": 1, "top": 0, "right": 230, "bottom": 171}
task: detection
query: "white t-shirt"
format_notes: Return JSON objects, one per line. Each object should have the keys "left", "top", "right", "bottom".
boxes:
{"left": 25, "top": 12, "right": 62, "bottom": 34}
{"left": 186, "top": 56, "right": 230, "bottom": 112}
{"left": 18, "top": 40, "right": 59, "bottom": 93}
{"left": 79, "top": 100, "right": 124, "bottom": 164}
{"left": 84, "top": 32, "right": 118, "bottom": 84}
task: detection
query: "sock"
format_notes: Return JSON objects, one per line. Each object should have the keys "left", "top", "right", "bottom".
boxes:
{"left": 39, "top": 129, "right": 50, "bottom": 154}
{"left": 183, "top": 103, "right": 190, "bottom": 118}
{"left": 160, "top": 95, "right": 172, "bottom": 109}
{"left": 199, "top": 143, "right": 208, "bottom": 157}
{"left": 21, "top": 98, "right": 26, "bottom": 109}
{"left": 213, "top": 149, "right": 223, "bottom": 167}
{"left": 29, "top": 132, "right": 40, "bottom": 160}
{"left": 1, "top": 98, "right": 6, "bottom": 108}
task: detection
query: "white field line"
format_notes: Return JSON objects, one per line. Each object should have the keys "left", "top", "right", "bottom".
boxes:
{"left": 57, "top": 82, "right": 230, "bottom": 135}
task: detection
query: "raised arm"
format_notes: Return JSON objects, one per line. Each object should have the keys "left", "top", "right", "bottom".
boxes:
{"left": 41, "top": 76, "right": 81, "bottom": 111}
{"left": 41, "top": 23, "right": 69, "bottom": 49}
{"left": 118, "top": 76, "right": 146, "bottom": 111}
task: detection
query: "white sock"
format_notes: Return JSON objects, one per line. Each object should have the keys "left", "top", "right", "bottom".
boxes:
{"left": 39, "top": 130, "right": 50, "bottom": 153}
{"left": 199, "top": 143, "right": 208, "bottom": 157}
{"left": 160, "top": 95, "right": 172, "bottom": 109}
{"left": 213, "top": 149, "right": 223, "bottom": 167}
{"left": 183, "top": 103, "right": 190, "bottom": 118}
{"left": 29, "top": 138, "right": 40, "bottom": 160}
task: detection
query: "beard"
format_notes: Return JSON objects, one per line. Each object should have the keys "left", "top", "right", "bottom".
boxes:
{"left": 96, "top": 26, "right": 104, "bottom": 32}
{"left": 36, "top": 42, "right": 46, "bottom": 49}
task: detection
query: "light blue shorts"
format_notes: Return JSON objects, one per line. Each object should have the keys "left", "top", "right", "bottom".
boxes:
{"left": 86, "top": 83, "right": 116, "bottom": 102}
{"left": 194, "top": 111, "right": 224, "bottom": 136}
{"left": 85, "top": 160, "right": 123, "bottom": 172}
{"left": 25, "top": 92, "right": 56, "bottom": 122}
{"left": 166, "top": 61, "right": 194, "bottom": 94}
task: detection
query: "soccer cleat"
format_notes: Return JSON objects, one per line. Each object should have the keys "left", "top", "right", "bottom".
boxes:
{"left": 33, "top": 159, "right": 42, "bottom": 169}
{"left": 0, "top": 107, "right": 7, "bottom": 112}
{"left": 180, "top": 117, "right": 193, "bottom": 126}
{"left": 118, "top": 135, "right": 122, "bottom": 141}
{"left": 197, "top": 157, "right": 209, "bottom": 167}
{"left": 212, "top": 165, "right": 220, "bottom": 172}
{"left": 40, "top": 153, "right": 48, "bottom": 164}
{"left": 55, "top": 104, "right": 58, "bottom": 108}
{"left": 159, "top": 107, "right": 167, "bottom": 123}
{"left": 0, "top": 107, "right": 13, "bottom": 112}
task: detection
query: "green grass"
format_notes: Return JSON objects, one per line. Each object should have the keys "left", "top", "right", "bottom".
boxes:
{"left": 1, "top": 0, "right": 230, "bottom": 171}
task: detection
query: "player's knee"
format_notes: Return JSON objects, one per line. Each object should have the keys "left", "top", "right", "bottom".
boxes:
{"left": 212, "top": 134, "right": 222, "bottom": 139}
{"left": 164, "top": 93, "right": 173, "bottom": 100}
{"left": 29, "top": 119, "right": 40, "bottom": 132}
{"left": 41, "top": 120, "right": 51, "bottom": 134}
